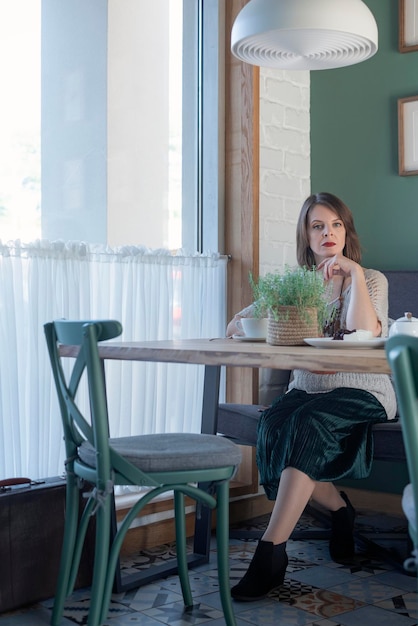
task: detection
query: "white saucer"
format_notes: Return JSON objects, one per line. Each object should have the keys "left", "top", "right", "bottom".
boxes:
{"left": 232, "top": 334, "right": 266, "bottom": 342}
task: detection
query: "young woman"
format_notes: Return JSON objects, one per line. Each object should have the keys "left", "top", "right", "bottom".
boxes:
{"left": 228, "top": 192, "right": 397, "bottom": 602}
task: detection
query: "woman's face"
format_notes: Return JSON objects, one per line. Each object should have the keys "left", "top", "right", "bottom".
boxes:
{"left": 307, "top": 204, "right": 346, "bottom": 265}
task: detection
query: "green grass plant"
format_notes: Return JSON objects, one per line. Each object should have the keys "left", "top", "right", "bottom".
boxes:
{"left": 250, "top": 265, "right": 330, "bottom": 328}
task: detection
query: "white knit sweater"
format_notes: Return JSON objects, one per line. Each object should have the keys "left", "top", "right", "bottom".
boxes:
{"left": 288, "top": 269, "right": 397, "bottom": 419}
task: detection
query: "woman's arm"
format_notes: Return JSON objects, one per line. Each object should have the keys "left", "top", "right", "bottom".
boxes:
{"left": 318, "top": 256, "right": 383, "bottom": 337}
{"left": 344, "top": 265, "right": 382, "bottom": 336}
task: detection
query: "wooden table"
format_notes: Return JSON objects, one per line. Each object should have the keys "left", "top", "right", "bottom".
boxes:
{"left": 61, "top": 337, "right": 390, "bottom": 374}
{"left": 62, "top": 334, "right": 389, "bottom": 437}
{"left": 60, "top": 338, "right": 390, "bottom": 589}
{"left": 61, "top": 336, "right": 389, "bottom": 442}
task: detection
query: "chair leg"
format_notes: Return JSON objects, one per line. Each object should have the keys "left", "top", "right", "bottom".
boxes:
{"left": 174, "top": 490, "right": 193, "bottom": 607}
{"left": 51, "top": 477, "right": 81, "bottom": 626}
{"left": 216, "top": 480, "right": 237, "bottom": 626}
{"left": 88, "top": 500, "right": 112, "bottom": 626}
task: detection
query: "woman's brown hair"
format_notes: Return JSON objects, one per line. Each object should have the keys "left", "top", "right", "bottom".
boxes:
{"left": 296, "top": 192, "right": 362, "bottom": 268}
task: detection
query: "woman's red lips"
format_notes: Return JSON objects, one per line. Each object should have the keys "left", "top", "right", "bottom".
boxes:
{"left": 322, "top": 242, "right": 336, "bottom": 247}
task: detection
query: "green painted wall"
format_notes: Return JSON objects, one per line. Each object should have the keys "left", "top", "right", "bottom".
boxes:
{"left": 311, "top": 0, "right": 418, "bottom": 270}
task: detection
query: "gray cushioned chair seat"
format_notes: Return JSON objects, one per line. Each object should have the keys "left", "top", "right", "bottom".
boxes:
{"left": 217, "top": 403, "right": 405, "bottom": 463}
{"left": 79, "top": 433, "right": 242, "bottom": 473}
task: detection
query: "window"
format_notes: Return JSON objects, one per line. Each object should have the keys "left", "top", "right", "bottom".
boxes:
{"left": 0, "top": 0, "right": 223, "bottom": 252}
{"left": 0, "top": 0, "right": 227, "bottom": 479}
{"left": 0, "top": 1, "right": 41, "bottom": 241}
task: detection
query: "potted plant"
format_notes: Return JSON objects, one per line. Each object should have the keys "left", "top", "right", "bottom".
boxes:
{"left": 250, "top": 266, "right": 330, "bottom": 345}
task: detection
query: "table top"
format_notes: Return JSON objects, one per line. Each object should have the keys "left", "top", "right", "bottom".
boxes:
{"left": 59, "top": 337, "right": 391, "bottom": 374}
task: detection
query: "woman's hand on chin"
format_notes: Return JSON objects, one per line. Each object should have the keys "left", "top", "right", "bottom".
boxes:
{"left": 317, "top": 255, "right": 359, "bottom": 281}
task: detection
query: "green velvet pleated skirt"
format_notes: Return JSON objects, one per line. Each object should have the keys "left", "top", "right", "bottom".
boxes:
{"left": 256, "top": 388, "right": 388, "bottom": 501}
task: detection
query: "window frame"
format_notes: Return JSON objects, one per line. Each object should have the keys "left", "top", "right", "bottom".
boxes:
{"left": 183, "top": 0, "right": 225, "bottom": 253}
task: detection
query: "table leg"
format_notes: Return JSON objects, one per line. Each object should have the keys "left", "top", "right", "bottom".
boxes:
{"left": 200, "top": 364, "right": 221, "bottom": 435}
{"left": 193, "top": 365, "right": 221, "bottom": 557}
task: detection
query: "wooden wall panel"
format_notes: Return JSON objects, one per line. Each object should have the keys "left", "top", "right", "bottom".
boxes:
{"left": 224, "top": 0, "right": 260, "bottom": 405}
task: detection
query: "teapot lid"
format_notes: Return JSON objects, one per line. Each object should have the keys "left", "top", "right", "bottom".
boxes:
{"left": 395, "top": 311, "right": 418, "bottom": 322}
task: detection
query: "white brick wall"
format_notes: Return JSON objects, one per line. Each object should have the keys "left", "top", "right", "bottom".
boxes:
{"left": 259, "top": 69, "right": 310, "bottom": 275}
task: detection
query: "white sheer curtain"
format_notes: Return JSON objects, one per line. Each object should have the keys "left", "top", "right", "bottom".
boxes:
{"left": 0, "top": 240, "right": 227, "bottom": 480}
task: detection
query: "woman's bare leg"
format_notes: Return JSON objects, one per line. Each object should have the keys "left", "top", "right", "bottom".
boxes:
{"left": 261, "top": 467, "right": 316, "bottom": 544}
{"left": 232, "top": 471, "right": 354, "bottom": 600}
{"left": 261, "top": 471, "right": 349, "bottom": 545}
{"left": 311, "top": 481, "right": 347, "bottom": 511}
{"left": 231, "top": 467, "right": 306, "bottom": 599}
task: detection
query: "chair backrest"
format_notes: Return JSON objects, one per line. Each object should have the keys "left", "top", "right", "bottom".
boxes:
{"left": 386, "top": 335, "right": 418, "bottom": 538}
{"left": 44, "top": 320, "right": 123, "bottom": 488}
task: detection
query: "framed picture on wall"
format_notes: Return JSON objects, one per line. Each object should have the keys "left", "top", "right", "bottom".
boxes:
{"left": 398, "top": 96, "right": 418, "bottom": 175}
{"left": 399, "top": 0, "right": 418, "bottom": 52}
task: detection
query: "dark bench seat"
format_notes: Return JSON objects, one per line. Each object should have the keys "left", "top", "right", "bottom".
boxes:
{"left": 217, "top": 405, "right": 405, "bottom": 462}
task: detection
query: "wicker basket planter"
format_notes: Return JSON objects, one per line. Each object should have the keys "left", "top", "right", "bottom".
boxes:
{"left": 267, "top": 306, "right": 320, "bottom": 346}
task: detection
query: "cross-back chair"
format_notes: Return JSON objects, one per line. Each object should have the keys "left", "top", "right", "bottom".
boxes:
{"left": 44, "top": 319, "right": 241, "bottom": 626}
{"left": 386, "top": 334, "right": 418, "bottom": 572}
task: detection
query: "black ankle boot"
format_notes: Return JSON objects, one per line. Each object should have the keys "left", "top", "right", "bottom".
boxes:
{"left": 231, "top": 539, "right": 288, "bottom": 602}
{"left": 329, "top": 491, "right": 356, "bottom": 563}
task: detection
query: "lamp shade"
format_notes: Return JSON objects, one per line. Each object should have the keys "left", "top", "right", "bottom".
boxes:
{"left": 231, "top": 0, "right": 378, "bottom": 70}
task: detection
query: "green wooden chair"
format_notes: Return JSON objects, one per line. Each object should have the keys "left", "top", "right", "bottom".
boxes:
{"left": 386, "top": 335, "right": 418, "bottom": 571}
{"left": 44, "top": 319, "right": 241, "bottom": 626}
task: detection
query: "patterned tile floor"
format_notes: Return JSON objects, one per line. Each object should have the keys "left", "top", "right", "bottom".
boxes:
{"left": 1, "top": 508, "right": 418, "bottom": 626}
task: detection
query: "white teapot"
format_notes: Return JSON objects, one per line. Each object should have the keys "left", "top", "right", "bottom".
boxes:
{"left": 389, "top": 312, "right": 418, "bottom": 337}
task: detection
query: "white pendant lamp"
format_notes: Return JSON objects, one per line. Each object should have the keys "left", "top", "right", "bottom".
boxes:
{"left": 231, "top": 0, "right": 378, "bottom": 70}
